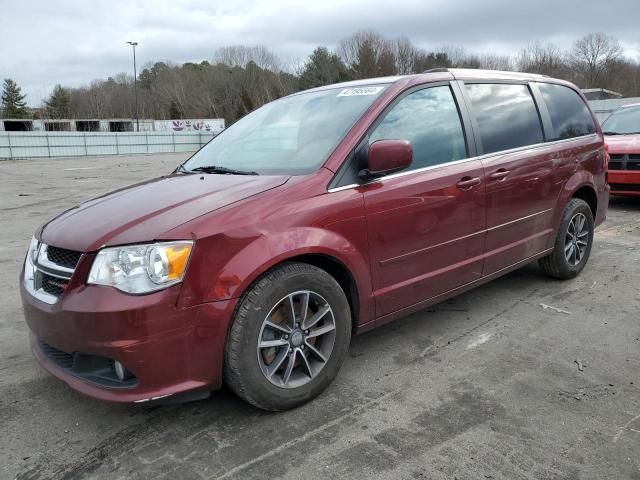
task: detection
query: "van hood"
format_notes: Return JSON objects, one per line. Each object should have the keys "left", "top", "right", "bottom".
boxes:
{"left": 40, "top": 173, "right": 289, "bottom": 252}
{"left": 604, "top": 134, "right": 640, "bottom": 154}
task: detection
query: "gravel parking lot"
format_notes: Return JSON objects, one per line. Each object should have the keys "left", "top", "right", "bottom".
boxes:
{"left": 1, "top": 154, "right": 639, "bottom": 480}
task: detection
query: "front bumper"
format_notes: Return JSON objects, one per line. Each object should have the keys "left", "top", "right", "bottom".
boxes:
{"left": 20, "top": 276, "right": 237, "bottom": 403}
{"left": 608, "top": 170, "right": 640, "bottom": 197}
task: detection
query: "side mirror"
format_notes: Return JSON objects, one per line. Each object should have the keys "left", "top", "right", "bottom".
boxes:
{"left": 358, "top": 139, "right": 413, "bottom": 180}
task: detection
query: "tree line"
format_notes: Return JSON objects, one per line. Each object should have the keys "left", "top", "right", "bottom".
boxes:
{"left": 2, "top": 31, "right": 639, "bottom": 124}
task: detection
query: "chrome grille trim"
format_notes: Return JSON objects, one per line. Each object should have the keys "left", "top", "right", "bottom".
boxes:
{"left": 24, "top": 243, "right": 81, "bottom": 304}
{"left": 37, "top": 245, "right": 74, "bottom": 276}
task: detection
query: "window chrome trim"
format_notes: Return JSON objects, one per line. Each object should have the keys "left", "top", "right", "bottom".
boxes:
{"left": 326, "top": 133, "right": 599, "bottom": 193}
{"left": 327, "top": 183, "right": 360, "bottom": 193}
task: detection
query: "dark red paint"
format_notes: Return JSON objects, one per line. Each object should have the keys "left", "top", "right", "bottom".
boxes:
{"left": 21, "top": 70, "right": 609, "bottom": 403}
{"left": 367, "top": 139, "right": 413, "bottom": 175}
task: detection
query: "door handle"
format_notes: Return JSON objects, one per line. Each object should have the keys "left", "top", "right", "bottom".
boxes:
{"left": 456, "top": 176, "right": 481, "bottom": 190}
{"left": 489, "top": 169, "right": 510, "bottom": 181}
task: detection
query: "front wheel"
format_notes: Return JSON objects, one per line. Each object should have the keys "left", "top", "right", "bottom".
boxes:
{"left": 539, "top": 198, "right": 594, "bottom": 280}
{"left": 224, "top": 263, "right": 351, "bottom": 411}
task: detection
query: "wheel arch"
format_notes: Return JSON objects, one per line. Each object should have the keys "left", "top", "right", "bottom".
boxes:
{"left": 228, "top": 253, "right": 362, "bottom": 336}
{"left": 571, "top": 184, "right": 598, "bottom": 219}
{"left": 282, "top": 254, "right": 360, "bottom": 335}
{"left": 547, "top": 172, "right": 598, "bottom": 251}
{"left": 192, "top": 227, "right": 374, "bottom": 330}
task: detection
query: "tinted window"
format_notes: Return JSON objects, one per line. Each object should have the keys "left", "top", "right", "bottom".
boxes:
{"left": 601, "top": 106, "right": 640, "bottom": 135}
{"left": 465, "top": 83, "right": 544, "bottom": 154}
{"left": 369, "top": 86, "right": 467, "bottom": 170}
{"left": 538, "top": 83, "right": 596, "bottom": 140}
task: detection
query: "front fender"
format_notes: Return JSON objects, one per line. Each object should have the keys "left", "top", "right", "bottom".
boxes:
{"left": 179, "top": 226, "right": 374, "bottom": 325}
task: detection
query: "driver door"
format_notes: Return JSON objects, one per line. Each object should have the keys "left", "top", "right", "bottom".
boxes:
{"left": 362, "top": 85, "right": 486, "bottom": 321}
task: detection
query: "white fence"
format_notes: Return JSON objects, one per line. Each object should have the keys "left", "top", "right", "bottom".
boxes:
{"left": 0, "top": 131, "right": 216, "bottom": 160}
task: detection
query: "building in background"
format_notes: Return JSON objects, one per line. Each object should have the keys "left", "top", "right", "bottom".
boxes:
{"left": 582, "top": 88, "right": 623, "bottom": 101}
{"left": 0, "top": 118, "right": 225, "bottom": 133}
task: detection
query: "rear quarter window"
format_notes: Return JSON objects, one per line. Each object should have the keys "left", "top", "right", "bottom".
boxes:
{"left": 538, "top": 83, "right": 596, "bottom": 141}
{"left": 465, "top": 83, "right": 544, "bottom": 155}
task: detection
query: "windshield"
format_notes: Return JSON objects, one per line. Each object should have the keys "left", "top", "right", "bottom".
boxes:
{"left": 602, "top": 106, "right": 640, "bottom": 134}
{"left": 181, "top": 85, "right": 388, "bottom": 175}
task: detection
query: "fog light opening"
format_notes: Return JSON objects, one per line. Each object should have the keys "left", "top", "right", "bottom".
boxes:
{"left": 113, "top": 360, "right": 133, "bottom": 381}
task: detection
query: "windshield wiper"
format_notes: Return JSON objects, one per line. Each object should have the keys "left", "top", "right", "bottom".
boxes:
{"left": 602, "top": 131, "right": 620, "bottom": 135}
{"left": 190, "top": 165, "right": 259, "bottom": 175}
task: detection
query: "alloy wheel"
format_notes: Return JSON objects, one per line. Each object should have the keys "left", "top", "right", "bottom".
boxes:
{"left": 565, "top": 212, "right": 589, "bottom": 266}
{"left": 257, "top": 290, "right": 336, "bottom": 388}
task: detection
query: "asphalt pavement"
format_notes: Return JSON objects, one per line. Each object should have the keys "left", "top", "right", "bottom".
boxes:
{"left": 1, "top": 154, "right": 638, "bottom": 479}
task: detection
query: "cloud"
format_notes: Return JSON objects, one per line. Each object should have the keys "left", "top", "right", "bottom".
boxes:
{"left": 1, "top": 0, "right": 638, "bottom": 105}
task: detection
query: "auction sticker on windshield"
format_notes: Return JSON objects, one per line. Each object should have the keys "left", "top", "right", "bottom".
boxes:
{"left": 337, "top": 86, "right": 385, "bottom": 97}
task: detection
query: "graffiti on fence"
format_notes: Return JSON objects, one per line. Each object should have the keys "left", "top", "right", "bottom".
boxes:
{"left": 165, "top": 119, "right": 225, "bottom": 133}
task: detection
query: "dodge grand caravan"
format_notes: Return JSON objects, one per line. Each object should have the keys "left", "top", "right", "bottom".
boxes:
{"left": 602, "top": 103, "right": 640, "bottom": 196}
{"left": 21, "top": 69, "right": 609, "bottom": 410}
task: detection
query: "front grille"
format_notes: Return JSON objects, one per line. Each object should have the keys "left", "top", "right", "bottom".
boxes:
{"left": 608, "top": 153, "right": 640, "bottom": 172}
{"left": 38, "top": 340, "right": 74, "bottom": 369}
{"left": 46, "top": 246, "right": 82, "bottom": 269}
{"left": 628, "top": 161, "right": 640, "bottom": 171}
{"left": 609, "top": 183, "right": 640, "bottom": 192}
{"left": 609, "top": 161, "right": 624, "bottom": 170}
{"left": 39, "top": 272, "right": 67, "bottom": 296}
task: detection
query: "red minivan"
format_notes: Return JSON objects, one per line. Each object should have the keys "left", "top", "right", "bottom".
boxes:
{"left": 21, "top": 69, "right": 609, "bottom": 410}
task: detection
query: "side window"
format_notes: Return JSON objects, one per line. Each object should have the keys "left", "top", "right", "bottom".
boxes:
{"left": 369, "top": 86, "right": 467, "bottom": 170}
{"left": 465, "top": 83, "right": 544, "bottom": 155}
{"left": 538, "top": 83, "right": 596, "bottom": 140}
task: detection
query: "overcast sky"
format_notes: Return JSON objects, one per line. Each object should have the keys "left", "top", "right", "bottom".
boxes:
{"left": 1, "top": 0, "right": 639, "bottom": 105}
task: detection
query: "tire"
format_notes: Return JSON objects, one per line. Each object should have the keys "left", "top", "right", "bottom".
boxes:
{"left": 539, "top": 198, "right": 594, "bottom": 280}
{"left": 224, "top": 262, "right": 351, "bottom": 411}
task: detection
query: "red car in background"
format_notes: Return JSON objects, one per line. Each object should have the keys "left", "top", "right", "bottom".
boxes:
{"left": 603, "top": 103, "right": 640, "bottom": 196}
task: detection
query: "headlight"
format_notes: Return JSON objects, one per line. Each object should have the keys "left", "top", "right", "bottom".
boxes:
{"left": 26, "top": 236, "right": 40, "bottom": 265}
{"left": 87, "top": 241, "right": 193, "bottom": 294}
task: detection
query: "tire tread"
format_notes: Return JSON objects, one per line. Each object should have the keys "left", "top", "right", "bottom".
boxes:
{"left": 224, "top": 262, "right": 348, "bottom": 411}
{"left": 539, "top": 198, "right": 593, "bottom": 280}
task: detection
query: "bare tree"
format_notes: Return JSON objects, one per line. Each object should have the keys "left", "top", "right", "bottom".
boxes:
{"left": 438, "top": 44, "right": 470, "bottom": 67}
{"left": 394, "top": 38, "right": 417, "bottom": 75}
{"left": 479, "top": 53, "right": 514, "bottom": 71}
{"left": 570, "top": 33, "right": 623, "bottom": 87}
{"left": 213, "top": 45, "right": 282, "bottom": 72}
{"left": 517, "top": 42, "right": 567, "bottom": 77}
{"left": 338, "top": 31, "right": 397, "bottom": 78}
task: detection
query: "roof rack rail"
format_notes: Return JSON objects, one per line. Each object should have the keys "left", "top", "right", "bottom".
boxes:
{"left": 422, "top": 67, "right": 450, "bottom": 73}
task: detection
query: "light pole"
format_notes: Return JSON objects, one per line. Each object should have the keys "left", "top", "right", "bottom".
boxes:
{"left": 127, "top": 41, "right": 139, "bottom": 132}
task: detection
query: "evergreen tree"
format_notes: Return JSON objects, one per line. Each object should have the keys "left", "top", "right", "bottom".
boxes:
{"left": 168, "top": 100, "right": 183, "bottom": 119}
{"left": 45, "top": 84, "right": 71, "bottom": 118}
{"left": 1, "top": 78, "right": 28, "bottom": 118}
{"left": 351, "top": 40, "right": 379, "bottom": 78}
{"left": 299, "top": 47, "right": 351, "bottom": 89}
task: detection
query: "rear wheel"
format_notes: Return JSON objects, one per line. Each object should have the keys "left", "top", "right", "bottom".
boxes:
{"left": 539, "top": 198, "right": 594, "bottom": 279}
{"left": 224, "top": 262, "right": 351, "bottom": 411}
